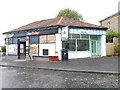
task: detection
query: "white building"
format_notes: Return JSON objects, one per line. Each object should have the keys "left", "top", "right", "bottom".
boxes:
{"left": 3, "top": 17, "right": 107, "bottom": 60}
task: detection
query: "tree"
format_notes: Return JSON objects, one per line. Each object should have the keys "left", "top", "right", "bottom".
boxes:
{"left": 2, "top": 46, "right": 6, "bottom": 52}
{"left": 56, "top": 8, "right": 83, "bottom": 21}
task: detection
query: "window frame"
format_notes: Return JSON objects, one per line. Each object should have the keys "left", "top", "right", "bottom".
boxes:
{"left": 63, "top": 34, "right": 90, "bottom": 51}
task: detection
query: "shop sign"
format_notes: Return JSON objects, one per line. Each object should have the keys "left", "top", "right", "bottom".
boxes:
{"left": 61, "top": 26, "right": 68, "bottom": 41}
{"left": 31, "top": 32, "right": 39, "bottom": 35}
{"left": 27, "top": 32, "right": 31, "bottom": 36}
{"left": 27, "top": 32, "right": 39, "bottom": 35}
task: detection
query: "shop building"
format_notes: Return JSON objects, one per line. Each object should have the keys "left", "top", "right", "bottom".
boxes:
{"left": 3, "top": 17, "right": 107, "bottom": 60}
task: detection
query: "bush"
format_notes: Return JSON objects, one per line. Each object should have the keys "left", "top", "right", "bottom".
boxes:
{"left": 114, "top": 43, "right": 120, "bottom": 55}
{"left": 106, "top": 30, "right": 118, "bottom": 43}
{"left": 2, "top": 46, "right": 6, "bottom": 52}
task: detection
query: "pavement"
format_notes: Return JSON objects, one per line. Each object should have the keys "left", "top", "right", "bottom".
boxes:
{"left": 0, "top": 55, "right": 119, "bottom": 74}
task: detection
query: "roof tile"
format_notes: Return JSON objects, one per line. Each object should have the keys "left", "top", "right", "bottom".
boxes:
{"left": 4, "top": 17, "right": 107, "bottom": 34}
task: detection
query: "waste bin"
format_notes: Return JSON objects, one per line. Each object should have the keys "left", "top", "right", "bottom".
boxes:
{"left": 61, "top": 49, "right": 68, "bottom": 61}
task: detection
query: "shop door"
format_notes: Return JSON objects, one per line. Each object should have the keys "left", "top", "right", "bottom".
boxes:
{"left": 91, "top": 40, "right": 97, "bottom": 56}
{"left": 18, "top": 42, "right": 26, "bottom": 59}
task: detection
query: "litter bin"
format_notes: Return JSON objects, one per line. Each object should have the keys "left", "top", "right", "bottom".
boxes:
{"left": 61, "top": 49, "right": 68, "bottom": 61}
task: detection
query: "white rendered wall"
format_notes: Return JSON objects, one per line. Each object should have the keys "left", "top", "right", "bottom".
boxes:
{"left": 6, "top": 44, "right": 8, "bottom": 55}
{"left": 7, "top": 44, "right": 18, "bottom": 55}
{"left": 55, "top": 34, "right": 62, "bottom": 60}
{"left": 5, "top": 35, "right": 8, "bottom": 55}
{"left": 101, "top": 35, "right": 106, "bottom": 56}
{"left": 39, "top": 43, "right": 56, "bottom": 56}
{"left": 68, "top": 51, "right": 91, "bottom": 59}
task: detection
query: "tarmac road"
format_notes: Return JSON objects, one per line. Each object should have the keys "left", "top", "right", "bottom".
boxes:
{"left": 1, "top": 66, "right": 118, "bottom": 88}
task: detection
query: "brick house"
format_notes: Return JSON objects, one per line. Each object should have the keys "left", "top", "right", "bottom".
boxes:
{"left": 99, "top": 11, "right": 120, "bottom": 33}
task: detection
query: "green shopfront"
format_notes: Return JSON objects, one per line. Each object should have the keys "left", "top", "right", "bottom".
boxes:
{"left": 61, "top": 27, "right": 106, "bottom": 59}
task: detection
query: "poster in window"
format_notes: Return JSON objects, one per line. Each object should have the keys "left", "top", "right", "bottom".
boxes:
{"left": 40, "top": 35, "right": 46, "bottom": 43}
{"left": 30, "top": 44, "right": 38, "bottom": 55}
{"left": 47, "top": 35, "right": 55, "bottom": 43}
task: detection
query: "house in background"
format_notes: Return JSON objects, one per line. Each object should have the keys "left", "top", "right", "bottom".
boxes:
{"left": 100, "top": 12, "right": 120, "bottom": 56}
{"left": 99, "top": 11, "right": 120, "bottom": 33}
{"left": 3, "top": 17, "right": 107, "bottom": 60}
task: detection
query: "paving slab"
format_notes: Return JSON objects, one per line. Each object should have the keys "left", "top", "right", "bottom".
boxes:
{"left": 0, "top": 55, "right": 119, "bottom": 74}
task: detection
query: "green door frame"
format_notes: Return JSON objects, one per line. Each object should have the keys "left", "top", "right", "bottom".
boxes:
{"left": 91, "top": 40, "right": 97, "bottom": 56}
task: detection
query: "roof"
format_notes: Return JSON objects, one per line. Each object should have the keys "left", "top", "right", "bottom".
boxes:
{"left": 99, "top": 11, "right": 120, "bottom": 22}
{"left": 3, "top": 17, "right": 107, "bottom": 34}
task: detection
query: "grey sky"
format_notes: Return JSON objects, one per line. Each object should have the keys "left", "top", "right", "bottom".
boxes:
{"left": 0, "top": 0, "right": 119, "bottom": 45}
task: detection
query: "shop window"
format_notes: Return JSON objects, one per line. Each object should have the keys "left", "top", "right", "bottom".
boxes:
{"left": 62, "top": 40, "right": 76, "bottom": 51}
{"left": 12, "top": 38, "right": 18, "bottom": 44}
{"left": 80, "top": 34, "right": 89, "bottom": 39}
{"left": 8, "top": 38, "right": 13, "bottom": 44}
{"left": 47, "top": 35, "right": 55, "bottom": 43}
{"left": 40, "top": 34, "right": 55, "bottom": 43}
{"left": 30, "top": 36, "right": 39, "bottom": 44}
{"left": 40, "top": 35, "right": 47, "bottom": 43}
{"left": 30, "top": 44, "right": 38, "bottom": 55}
{"left": 77, "top": 40, "right": 89, "bottom": 51}
{"left": 72, "top": 34, "right": 80, "bottom": 39}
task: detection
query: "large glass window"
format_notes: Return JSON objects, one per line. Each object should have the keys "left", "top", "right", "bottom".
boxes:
{"left": 77, "top": 40, "right": 89, "bottom": 51}
{"left": 30, "top": 36, "right": 39, "bottom": 44}
{"left": 62, "top": 38, "right": 89, "bottom": 51}
{"left": 62, "top": 40, "right": 76, "bottom": 51}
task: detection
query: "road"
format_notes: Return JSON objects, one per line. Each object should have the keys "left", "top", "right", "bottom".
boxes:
{"left": 1, "top": 66, "right": 118, "bottom": 88}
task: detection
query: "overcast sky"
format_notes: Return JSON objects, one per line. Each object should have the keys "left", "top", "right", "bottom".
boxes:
{"left": 0, "top": 0, "right": 119, "bottom": 45}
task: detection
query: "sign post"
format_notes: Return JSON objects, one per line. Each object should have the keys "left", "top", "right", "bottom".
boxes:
{"left": 61, "top": 26, "right": 68, "bottom": 41}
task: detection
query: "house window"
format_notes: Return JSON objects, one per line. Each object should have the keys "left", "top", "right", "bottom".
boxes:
{"left": 108, "top": 21, "right": 111, "bottom": 29}
{"left": 43, "top": 49, "right": 48, "bottom": 55}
